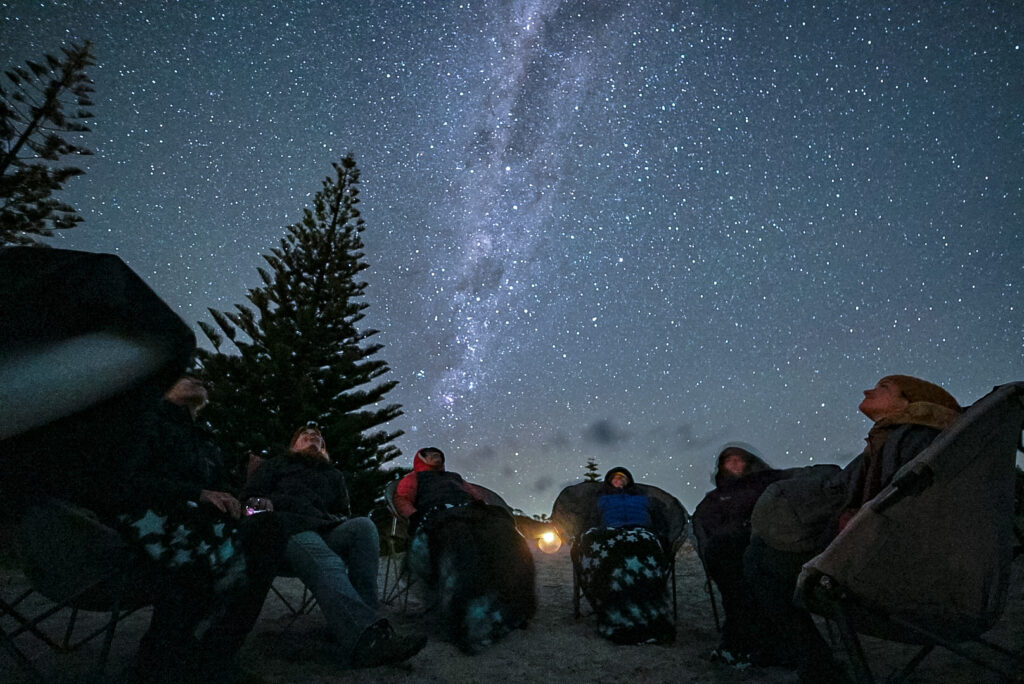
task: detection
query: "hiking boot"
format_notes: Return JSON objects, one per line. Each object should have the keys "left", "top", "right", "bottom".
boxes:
{"left": 351, "top": 619, "right": 427, "bottom": 668}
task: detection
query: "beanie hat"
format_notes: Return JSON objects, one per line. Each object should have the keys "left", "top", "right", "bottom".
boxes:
{"left": 880, "top": 375, "right": 961, "bottom": 412}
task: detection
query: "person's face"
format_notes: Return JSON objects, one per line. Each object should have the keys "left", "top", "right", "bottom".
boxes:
{"left": 722, "top": 453, "right": 748, "bottom": 478}
{"left": 421, "top": 451, "right": 444, "bottom": 468}
{"left": 610, "top": 472, "right": 629, "bottom": 489}
{"left": 292, "top": 429, "right": 326, "bottom": 456}
{"left": 859, "top": 379, "right": 910, "bottom": 421}
{"left": 165, "top": 377, "right": 207, "bottom": 411}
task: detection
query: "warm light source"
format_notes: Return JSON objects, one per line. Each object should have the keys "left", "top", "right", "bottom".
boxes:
{"left": 537, "top": 529, "right": 561, "bottom": 553}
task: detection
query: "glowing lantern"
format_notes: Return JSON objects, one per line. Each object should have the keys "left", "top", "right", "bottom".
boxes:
{"left": 537, "top": 529, "right": 561, "bottom": 553}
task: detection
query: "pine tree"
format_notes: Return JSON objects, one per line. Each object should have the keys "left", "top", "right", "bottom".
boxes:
{"left": 584, "top": 457, "right": 601, "bottom": 482}
{"left": 198, "top": 155, "right": 403, "bottom": 514}
{"left": 1, "top": 41, "right": 94, "bottom": 245}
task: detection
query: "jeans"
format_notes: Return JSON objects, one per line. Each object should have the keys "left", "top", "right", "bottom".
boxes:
{"left": 284, "top": 517, "right": 380, "bottom": 653}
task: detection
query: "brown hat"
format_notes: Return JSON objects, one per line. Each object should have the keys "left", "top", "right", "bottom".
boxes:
{"left": 880, "top": 375, "right": 961, "bottom": 412}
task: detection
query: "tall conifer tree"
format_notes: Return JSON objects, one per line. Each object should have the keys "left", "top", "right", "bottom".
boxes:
{"left": 198, "top": 156, "right": 402, "bottom": 513}
{"left": 1, "top": 41, "right": 94, "bottom": 245}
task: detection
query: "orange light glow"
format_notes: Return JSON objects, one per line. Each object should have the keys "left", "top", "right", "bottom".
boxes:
{"left": 537, "top": 529, "right": 561, "bottom": 553}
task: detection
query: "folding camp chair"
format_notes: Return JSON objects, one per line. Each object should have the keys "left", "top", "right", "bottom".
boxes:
{"left": 0, "top": 499, "right": 154, "bottom": 682}
{"left": 797, "top": 381, "right": 1024, "bottom": 683}
{"left": 379, "top": 479, "right": 417, "bottom": 609}
{"left": 550, "top": 481, "right": 689, "bottom": 620}
{"left": 0, "top": 248, "right": 195, "bottom": 681}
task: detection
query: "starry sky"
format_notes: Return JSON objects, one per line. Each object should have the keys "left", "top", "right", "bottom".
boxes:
{"left": 3, "top": 1, "right": 1022, "bottom": 516}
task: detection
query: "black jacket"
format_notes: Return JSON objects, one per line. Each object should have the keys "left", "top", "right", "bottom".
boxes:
{"left": 243, "top": 454, "right": 351, "bottom": 537}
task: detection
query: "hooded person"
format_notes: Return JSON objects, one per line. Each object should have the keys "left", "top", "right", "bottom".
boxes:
{"left": 575, "top": 466, "right": 675, "bottom": 645}
{"left": 394, "top": 447, "right": 536, "bottom": 653}
{"left": 743, "top": 374, "right": 962, "bottom": 683}
{"left": 393, "top": 447, "right": 487, "bottom": 532}
{"left": 692, "top": 445, "right": 791, "bottom": 666}
{"left": 590, "top": 466, "right": 654, "bottom": 529}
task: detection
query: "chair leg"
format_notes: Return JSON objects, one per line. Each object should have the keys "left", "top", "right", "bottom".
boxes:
{"left": 698, "top": 558, "right": 721, "bottom": 632}
{"left": 890, "top": 645, "right": 933, "bottom": 683}
{"left": 0, "top": 626, "right": 47, "bottom": 684}
{"left": 671, "top": 560, "right": 678, "bottom": 623}
{"left": 831, "top": 601, "right": 877, "bottom": 684}
{"left": 889, "top": 615, "right": 1023, "bottom": 680}
{"left": 572, "top": 563, "right": 581, "bottom": 619}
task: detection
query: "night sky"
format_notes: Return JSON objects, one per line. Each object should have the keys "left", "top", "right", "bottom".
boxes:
{"left": 3, "top": 1, "right": 1022, "bottom": 516}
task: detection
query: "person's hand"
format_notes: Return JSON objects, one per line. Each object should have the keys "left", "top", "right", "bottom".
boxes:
{"left": 199, "top": 489, "right": 242, "bottom": 519}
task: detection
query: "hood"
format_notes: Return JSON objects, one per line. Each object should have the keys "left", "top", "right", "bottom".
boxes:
{"left": 604, "top": 466, "right": 635, "bottom": 487}
{"left": 413, "top": 448, "right": 445, "bottom": 472}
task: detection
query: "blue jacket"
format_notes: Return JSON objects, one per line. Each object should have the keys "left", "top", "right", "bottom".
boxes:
{"left": 598, "top": 490, "right": 652, "bottom": 529}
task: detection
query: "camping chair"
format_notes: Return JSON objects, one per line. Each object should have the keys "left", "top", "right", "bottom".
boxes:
{"left": 0, "top": 248, "right": 196, "bottom": 681}
{"left": 550, "top": 481, "right": 689, "bottom": 620}
{"left": 796, "top": 381, "right": 1024, "bottom": 683}
{"left": 0, "top": 498, "right": 155, "bottom": 682}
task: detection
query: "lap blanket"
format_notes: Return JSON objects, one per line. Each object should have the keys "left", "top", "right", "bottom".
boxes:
{"left": 117, "top": 504, "right": 248, "bottom": 597}
{"left": 578, "top": 526, "right": 675, "bottom": 644}
{"left": 409, "top": 502, "right": 537, "bottom": 652}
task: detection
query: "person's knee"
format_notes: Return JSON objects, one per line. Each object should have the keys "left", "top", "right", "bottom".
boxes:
{"left": 328, "top": 516, "right": 380, "bottom": 555}
{"left": 348, "top": 516, "right": 380, "bottom": 551}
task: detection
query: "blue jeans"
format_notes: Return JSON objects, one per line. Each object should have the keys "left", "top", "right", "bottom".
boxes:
{"left": 284, "top": 517, "right": 380, "bottom": 653}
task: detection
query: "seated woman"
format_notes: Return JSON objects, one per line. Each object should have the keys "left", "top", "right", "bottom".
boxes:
{"left": 744, "top": 375, "right": 962, "bottom": 682}
{"left": 243, "top": 424, "right": 426, "bottom": 668}
{"left": 692, "top": 445, "right": 790, "bottom": 665}
{"left": 394, "top": 447, "right": 536, "bottom": 653}
{"left": 577, "top": 466, "right": 675, "bottom": 644}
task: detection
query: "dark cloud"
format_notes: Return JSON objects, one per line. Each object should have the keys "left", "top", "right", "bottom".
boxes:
{"left": 533, "top": 475, "right": 554, "bottom": 493}
{"left": 583, "top": 418, "right": 628, "bottom": 446}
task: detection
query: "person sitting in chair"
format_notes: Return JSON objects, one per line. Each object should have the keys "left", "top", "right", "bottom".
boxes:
{"left": 393, "top": 447, "right": 536, "bottom": 653}
{"left": 393, "top": 447, "right": 487, "bottom": 531}
{"left": 693, "top": 445, "right": 789, "bottom": 667}
{"left": 243, "top": 423, "right": 426, "bottom": 668}
{"left": 744, "top": 374, "right": 962, "bottom": 683}
{"left": 577, "top": 466, "right": 675, "bottom": 645}
{"left": 110, "top": 375, "right": 289, "bottom": 682}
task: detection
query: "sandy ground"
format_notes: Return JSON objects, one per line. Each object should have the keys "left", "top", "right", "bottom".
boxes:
{"left": 3, "top": 540, "right": 1022, "bottom": 683}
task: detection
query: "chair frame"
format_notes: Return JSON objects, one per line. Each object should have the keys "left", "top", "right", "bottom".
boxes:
{"left": 379, "top": 479, "right": 418, "bottom": 611}
{"left": 1, "top": 501, "right": 154, "bottom": 682}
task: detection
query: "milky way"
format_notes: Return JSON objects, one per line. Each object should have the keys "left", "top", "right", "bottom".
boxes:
{"left": 3, "top": 1, "right": 1021, "bottom": 515}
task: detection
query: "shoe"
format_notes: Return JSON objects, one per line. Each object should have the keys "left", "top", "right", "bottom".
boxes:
{"left": 351, "top": 619, "right": 427, "bottom": 668}
{"left": 710, "top": 647, "right": 752, "bottom": 670}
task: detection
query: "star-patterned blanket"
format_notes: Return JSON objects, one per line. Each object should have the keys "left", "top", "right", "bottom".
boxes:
{"left": 117, "top": 504, "right": 248, "bottom": 596}
{"left": 577, "top": 525, "right": 675, "bottom": 644}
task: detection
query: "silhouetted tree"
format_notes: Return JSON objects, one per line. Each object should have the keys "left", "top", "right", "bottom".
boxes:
{"left": 584, "top": 457, "right": 601, "bottom": 482}
{"left": 1, "top": 41, "right": 94, "bottom": 245}
{"left": 198, "top": 155, "right": 402, "bottom": 514}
